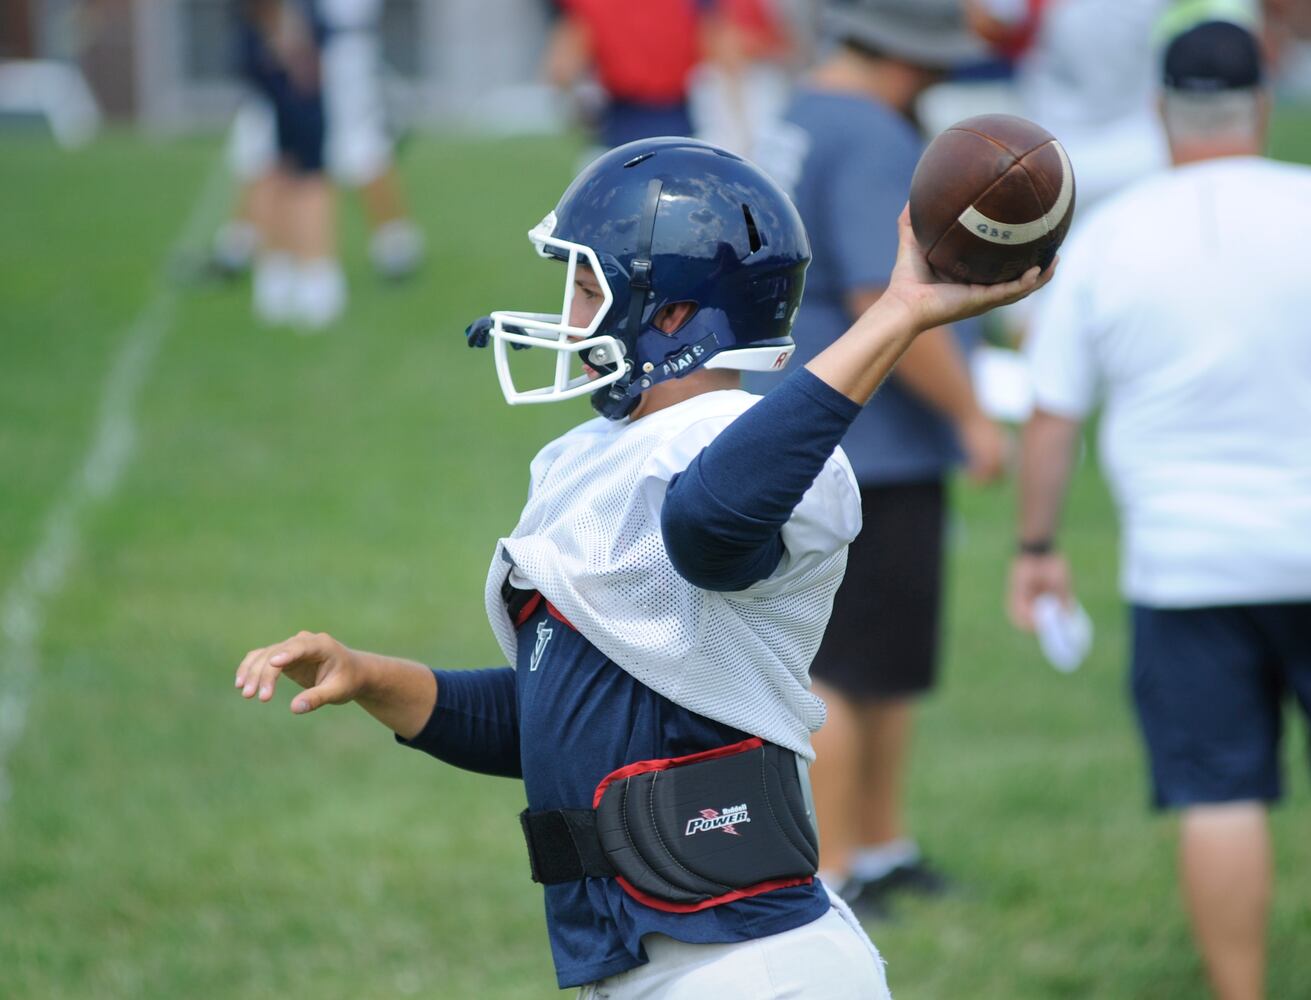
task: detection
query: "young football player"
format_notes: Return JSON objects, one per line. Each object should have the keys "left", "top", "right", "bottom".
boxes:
{"left": 235, "top": 137, "right": 1050, "bottom": 996}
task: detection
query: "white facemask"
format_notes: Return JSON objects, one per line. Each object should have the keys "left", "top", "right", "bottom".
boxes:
{"left": 488, "top": 213, "right": 629, "bottom": 406}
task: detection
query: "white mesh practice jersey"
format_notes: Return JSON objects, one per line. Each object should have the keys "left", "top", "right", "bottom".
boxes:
{"left": 483, "top": 389, "right": 862, "bottom": 759}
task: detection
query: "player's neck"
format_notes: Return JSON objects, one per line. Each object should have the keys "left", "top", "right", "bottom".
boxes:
{"left": 627, "top": 370, "right": 741, "bottom": 421}
{"left": 808, "top": 48, "right": 934, "bottom": 118}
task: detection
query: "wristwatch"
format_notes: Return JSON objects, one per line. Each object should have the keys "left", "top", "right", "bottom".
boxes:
{"left": 1017, "top": 538, "right": 1055, "bottom": 556}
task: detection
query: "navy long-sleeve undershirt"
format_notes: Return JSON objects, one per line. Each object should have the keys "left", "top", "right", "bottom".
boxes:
{"left": 661, "top": 367, "right": 860, "bottom": 591}
{"left": 397, "top": 667, "right": 521, "bottom": 777}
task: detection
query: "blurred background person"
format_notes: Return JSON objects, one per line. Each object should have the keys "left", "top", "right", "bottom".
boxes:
{"left": 1009, "top": 11, "right": 1311, "bottom": 999}
{"left": 689, "top": 0, "right": 797, "bottom": 155}
{"left": 957, "top": 0, "right": 1173, "bottom": 361}
{"left": 542, "top": 0, "right": 704, "bottom": 154}
{"left": 239, "top": 0, "right": 344, "bottom": 329}
{"left": 966, "top": 0, "right": 1173, "bottom": 215}
{"left": 215, "top": 0, "right": 424, "bottom": 286}
{"left": 749, "top": 0, "right": 1007, "bottom": 919}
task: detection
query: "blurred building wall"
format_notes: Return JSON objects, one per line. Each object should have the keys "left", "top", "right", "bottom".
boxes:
{"left": 81, "top": 0, "right": 136, "bottom": 119}
{"left": 0, "top": 0, "right": 37, "bottom": 57}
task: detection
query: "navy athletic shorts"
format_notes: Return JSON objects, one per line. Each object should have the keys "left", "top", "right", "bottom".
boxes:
{"left": 810, "top": 479, "right": 945, "bottom": 701}
{"left": 239, "top": 19, "right": 326, "bottom": 174}
{"left": 1130, "top": 602, "right": 1311, "bottom": 809}
{"left": 270, "top": 87, "right": 326, "bottom": 174}
{"left": 598, "top": 100, "right": 694, "bottom": 150}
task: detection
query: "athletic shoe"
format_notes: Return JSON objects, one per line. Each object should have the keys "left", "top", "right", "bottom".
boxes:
{"left": 838, "top": 877, "right": 893, "bottom": 923}
{"left": 293, "top": 258, "right": 346, "bottom": 331}
{"left": 369, "top": 220, "right": 425, "bottom": 281}
{"left": 253, "top": 252, "right": 298, "bottom": 326}
{"left": 843, "top": 860, "right": 951, "bottom": 920}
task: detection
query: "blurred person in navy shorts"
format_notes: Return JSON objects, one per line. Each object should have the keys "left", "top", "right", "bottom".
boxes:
{"left": 749, "top": 0, "right": 1007, "bottom": 918}
{"left": 1011, "top": 11, "right": 1311, "bottom": 999}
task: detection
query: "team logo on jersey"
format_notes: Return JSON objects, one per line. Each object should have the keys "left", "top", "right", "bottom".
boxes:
{"left": 529, "top": 619, "right": 553, "bottom": 672}
{"left": 684, "top": 804, "right": 751, "bottom": 837}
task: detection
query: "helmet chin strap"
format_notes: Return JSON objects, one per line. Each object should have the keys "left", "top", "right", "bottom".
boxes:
{"left": 594, "top": 179, "right": 664, "bottom": 420}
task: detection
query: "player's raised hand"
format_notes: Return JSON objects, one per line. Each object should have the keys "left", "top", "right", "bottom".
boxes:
{"left": 235, "top": 631, "right": 366, "bottom": 715}
{"left": 884, "top": 207, "right": 1055, "bottom": 333}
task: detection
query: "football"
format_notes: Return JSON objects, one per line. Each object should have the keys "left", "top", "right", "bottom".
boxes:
{"left": 909, "top": 114, "right": 1075, "bottom": 285}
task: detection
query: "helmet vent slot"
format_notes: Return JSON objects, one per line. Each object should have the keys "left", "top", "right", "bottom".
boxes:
{"left": 742, "top": 205, "right": 763, "bottom": 255}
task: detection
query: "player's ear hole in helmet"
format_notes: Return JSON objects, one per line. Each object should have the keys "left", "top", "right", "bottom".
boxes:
{"left": 485, "top": 137, "right": 811, "bottom": 419}
{"left": 652, "top": 301, "right": 698, "bottom": 337}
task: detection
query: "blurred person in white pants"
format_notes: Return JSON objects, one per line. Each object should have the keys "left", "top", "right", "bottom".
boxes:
{"left": 219, "top": 0, "right": 423, "bottom": 312}
{"left": 239, "top": 0, "right": 344, "bottom": 330}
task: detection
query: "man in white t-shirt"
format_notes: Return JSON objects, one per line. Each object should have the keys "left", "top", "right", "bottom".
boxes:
{"left": 1009, "top": 12, "right": 1311, "bottom": 1000}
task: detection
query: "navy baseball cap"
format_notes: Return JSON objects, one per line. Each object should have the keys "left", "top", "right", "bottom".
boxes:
{"left": 1162, "top": 19, "right": 1264, "bottom": 92}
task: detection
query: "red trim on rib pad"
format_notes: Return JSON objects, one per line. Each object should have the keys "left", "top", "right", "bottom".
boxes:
{"left": 591, "top": 736, "right": 765, "bottom": 809}
{"left": 614, "top": 874, "right": 814, "bottom": 914}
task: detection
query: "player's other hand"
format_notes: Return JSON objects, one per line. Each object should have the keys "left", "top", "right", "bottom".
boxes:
{"left": 958, "top": 412, "right": 1008, "bottom": 485}
{"left": 1007, "top": 553, "right": 1074, "bottom": 631}
{"left": 465, "top": 316, "right": 495, "bottom": 349}
{"left": 235, "top": 631, "right": 367, "bottom": 715}
{"left": 885, "top": 206, "right": 1056, "bottom": 333}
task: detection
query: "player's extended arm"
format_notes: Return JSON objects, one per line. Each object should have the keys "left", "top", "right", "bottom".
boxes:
{"left": 662, "top": 208, "right": 1049, "bottom": 591}
{"left": 1008, "top": 407, "right": 1082, "bottom": 630}
{"left": 234, "top": 633, "right": 522, "bottom": 777}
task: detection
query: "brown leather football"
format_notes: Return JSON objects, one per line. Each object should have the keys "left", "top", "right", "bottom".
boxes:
{"left": 909, "top": 114, "right": 1075, "bottom": 285}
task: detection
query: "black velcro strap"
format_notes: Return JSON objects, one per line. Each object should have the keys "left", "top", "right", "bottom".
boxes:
{"left": 502, "top": 582, "right": 541, "bottom": 628}
{"left": 621, "top": 178, "right": 664, "bottom": 340}
{"left": 519, "top": 808, "right": 616, "bottom": 884}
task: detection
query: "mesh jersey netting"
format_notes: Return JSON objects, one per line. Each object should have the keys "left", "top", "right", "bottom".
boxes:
{"left": 483, "top": 390, "right": 861, "bottom": 759}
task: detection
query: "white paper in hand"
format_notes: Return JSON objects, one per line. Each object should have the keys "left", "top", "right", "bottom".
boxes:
{"left": 1032, "top": 593, "right": 1093, "bottom": 673}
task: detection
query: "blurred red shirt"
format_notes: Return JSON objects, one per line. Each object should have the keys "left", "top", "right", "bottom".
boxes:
{"left": 714, "top": 0, "right": 790, "bottom": 60}
{"left": 562, "top": 0, "right": 705, "bottom": 104}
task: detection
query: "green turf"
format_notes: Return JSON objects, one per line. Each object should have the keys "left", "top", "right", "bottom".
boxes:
{"left": 1, "top": 113, "right": 1308, "bottom": 998}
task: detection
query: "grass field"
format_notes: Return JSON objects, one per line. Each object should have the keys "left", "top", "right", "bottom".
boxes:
{"left": 2, "top": 114, "right": 1309, "bottom": 999}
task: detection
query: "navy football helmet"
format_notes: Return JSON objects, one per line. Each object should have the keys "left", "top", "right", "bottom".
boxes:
{"left": 484, "top": 137, "right": 811, "bottom": 419}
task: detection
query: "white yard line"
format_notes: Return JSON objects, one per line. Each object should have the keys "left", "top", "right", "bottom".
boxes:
{"left": 0, "top": 158, "right": 230, "bottom": 808}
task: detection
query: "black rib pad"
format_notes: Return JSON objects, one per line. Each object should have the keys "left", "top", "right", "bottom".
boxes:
{"left": 595, "top": 743, "right": 818, "bottom": 905}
